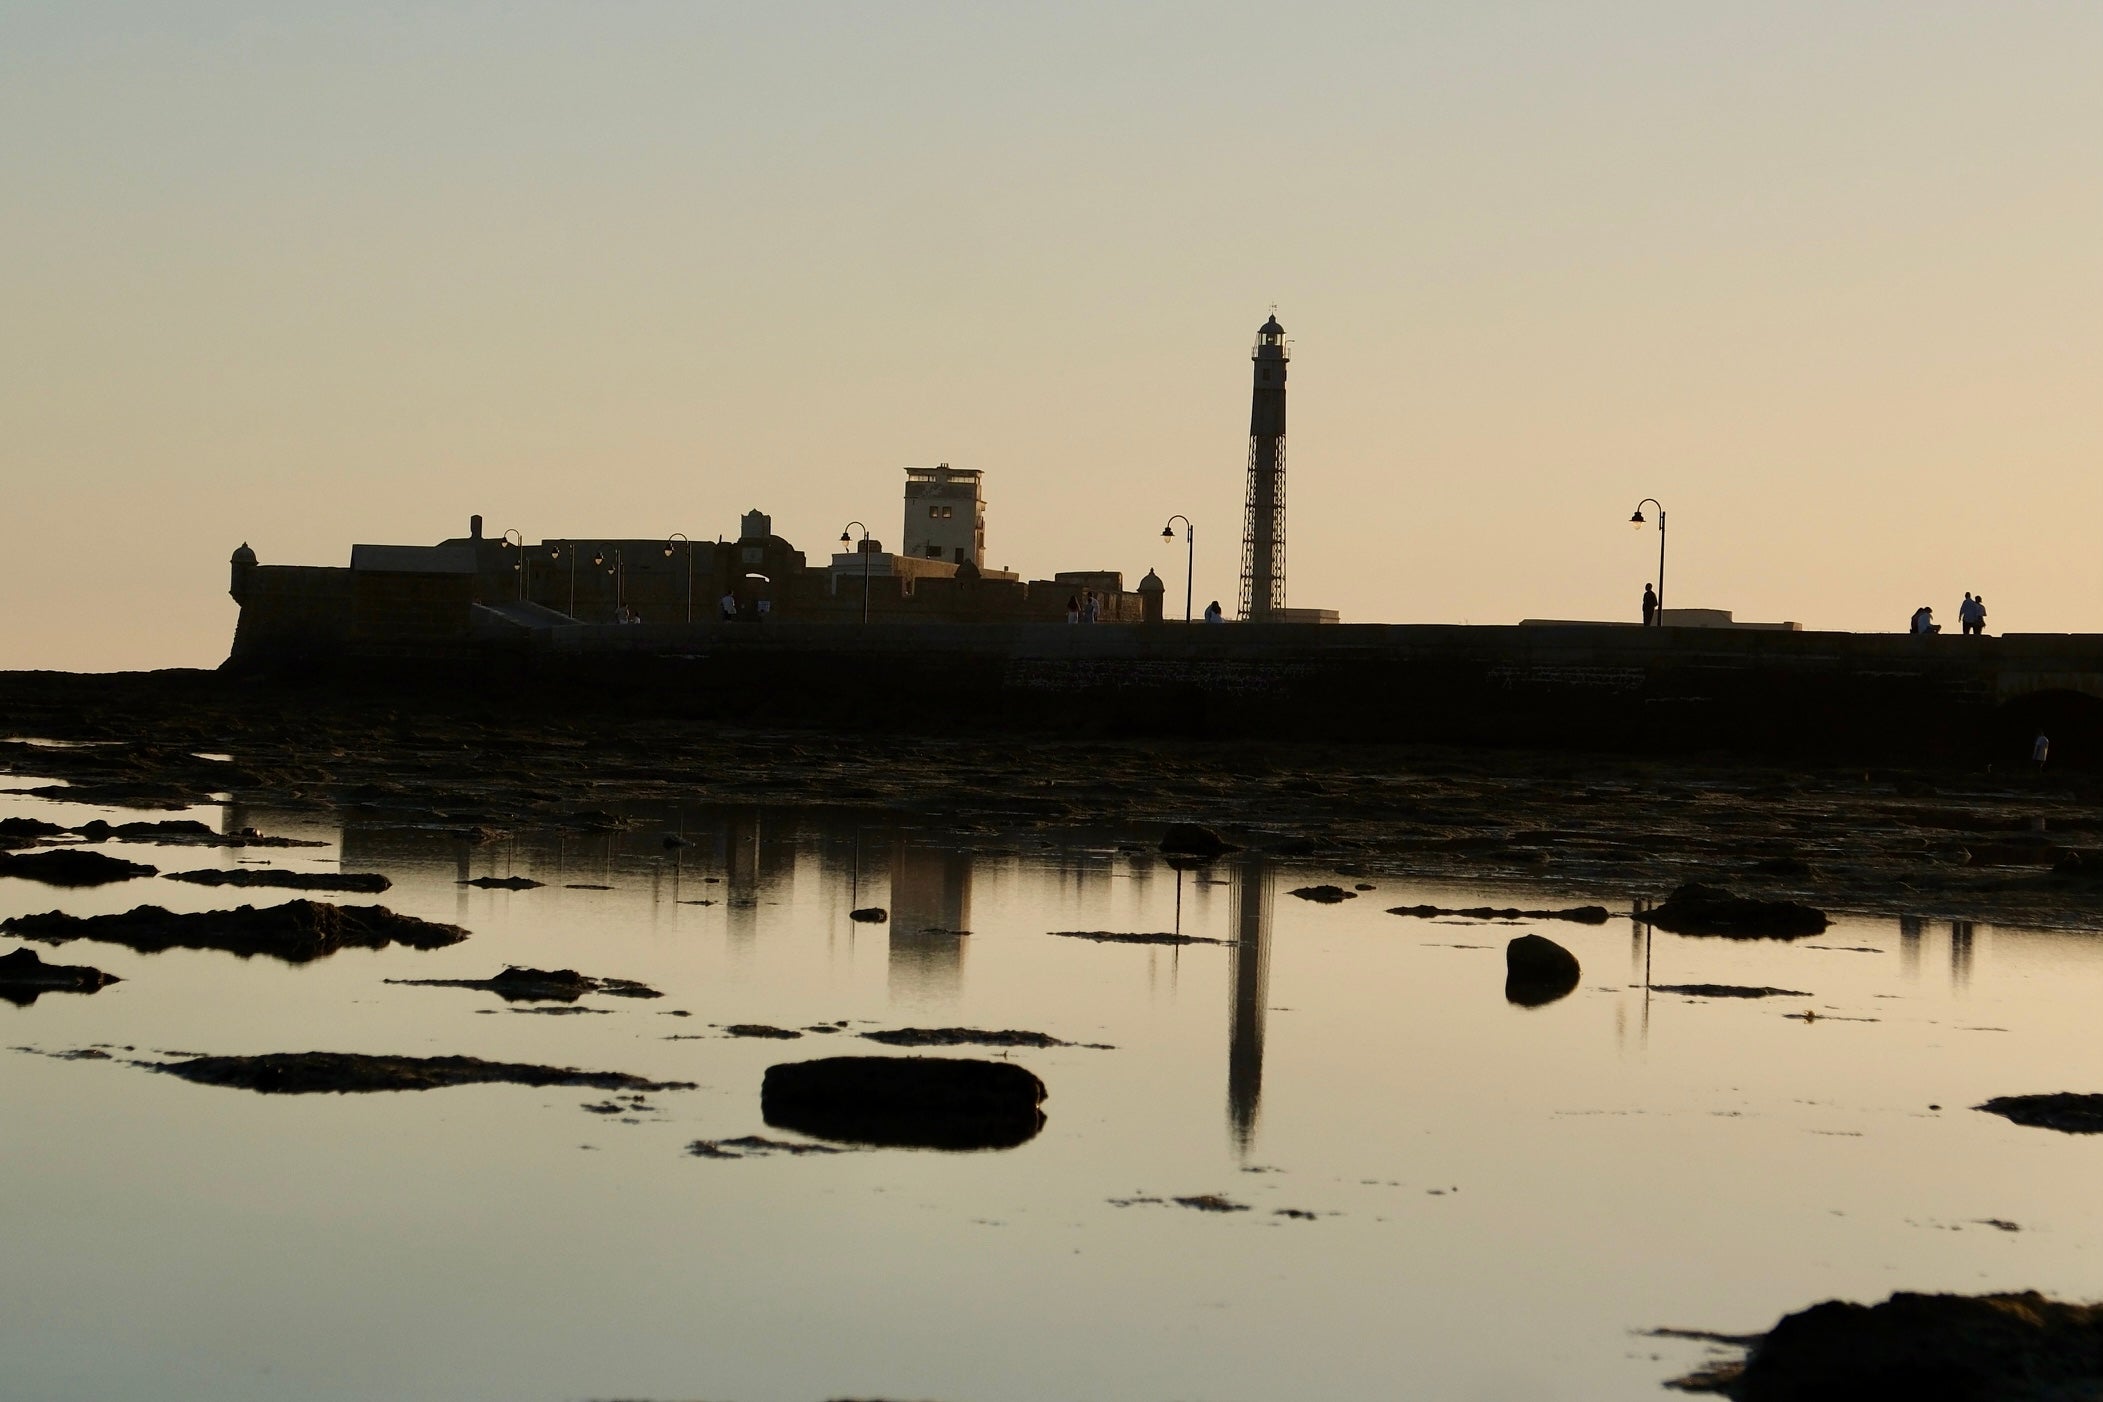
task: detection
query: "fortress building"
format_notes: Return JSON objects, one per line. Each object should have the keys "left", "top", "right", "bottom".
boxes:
{"left": 902, "top": 464, "right": 985, "bottom": 566}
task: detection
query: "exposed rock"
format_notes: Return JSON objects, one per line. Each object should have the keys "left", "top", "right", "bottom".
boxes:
{"left": 849, "top": 906, "right": 888, "bottom": 923}
{"left": 2, "top": 901, "right": 467, "bottom": 963}
{"left": 1388, "top": 903, "right": 1612, "bottom": 924}
{"left": 1159, "top": 823, "right": 1238, "bottom": 859}
{"left": 1975, "top": 1093, "right": 2103, "bottom": 1134}
{"left": 1671, "top": 1291, "right": 2103, "bottom": 1400}
{"left": 761, "top": 1055, "right": 1046, "bottom": 1150}
{"left": 165, "top": 868, "right": 390, "bottom": 893}
{"left": 860, "top": 1027, "right": 1087, "bottom": 1049}
{"left": 151, "top": 1050, "right": 695, "bottom": 1095}
{"left": 1288, "top": 884, "right": 1356, "bottom": 903}
{"left": 687, "top": 1135, "right": 845, "bottom": 1159}
{"left": 1050, "top": 930, "right": 1227, "bottom": 946}
{"left": 1173, "top": 1194, "right": 1249, "bottom": 1213}
{"left": 460, "top": 876, "right": 543, "bottom": 890}
{"left": 1504, "top": 933, "right": 1581, "bottom": 1007}
{"left": 73, "top": 819, "right": 321, "bottom": 848}
{"left": 0, "top": 848, "right": 158, "bottom": 886}
{"left": 21, "top": 782, "right": 219, "bottom": 809}
{"left": 1647, "top": 883, "right": 1829, "bottom": 938}
{"left": 723, "top": 1024, "right": 803, "bottom": 1039}
{"left": 0, "top": 946, "right": 121, "bottom": 1004}
{"left": 385, "top": 966, "right": 662, "bottom": 1002}
{"left": 1653, "top": 984, "right": 1813, "bottom": 1000}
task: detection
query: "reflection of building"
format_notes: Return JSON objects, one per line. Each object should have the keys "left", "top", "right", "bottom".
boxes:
{"left": 1227, "top": 860, "right": 1273, "bottom": 1155}
{"left": 888, "top": 838, "right": 972, "bottom": 1000}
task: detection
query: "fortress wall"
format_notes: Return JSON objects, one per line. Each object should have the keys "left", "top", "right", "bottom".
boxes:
{"left": 228, "top": 566, "right": 352, "bottom": 664}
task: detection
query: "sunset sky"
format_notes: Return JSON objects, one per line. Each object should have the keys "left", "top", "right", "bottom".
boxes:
{"left": 5, "top": 2, "right": 2099, "bottom": 670}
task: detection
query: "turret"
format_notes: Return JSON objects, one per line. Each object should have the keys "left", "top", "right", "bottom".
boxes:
{"left": 229, "top": 542, "right": 257, "bottom": 604}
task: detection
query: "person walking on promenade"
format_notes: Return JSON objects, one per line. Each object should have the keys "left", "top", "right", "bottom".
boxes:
{"left": 2034, "top": 732, "right": 2051, "bottom": 772}
{"left": 1971, "top": 594, "right": 1989, "bottom": 636}
{"left": 1641, "top": 584, "right": 1658, "bottom": 627}
{"left": 1066, "top": 594, "right": 1080, "bottom": 624}
{"left": 1958, "top": 593, "right": 1982, "bottom": 635}
{"left": 1082, "top": 589, "right": 1100, "bottom": 623}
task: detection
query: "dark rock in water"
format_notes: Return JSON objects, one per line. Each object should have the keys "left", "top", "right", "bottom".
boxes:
{"left": 1647, "top": 883, "right": 1828, "bottom": 938}
{"left": 761, "top": 1055, "right": 1046, "bottom": 1150}
{"left": 459, "top": 876, "right": 543, "bottom": 890}
{"left": 79, "top": 819, "right": 324, "bottom": 849}
{"left": 1, "top": 901, "right": 467, "bottom": 963}
{"left": 386, "top": 966, "right": 661, "bottom": 1002}
{"left": 1288, "top": 884, "right": 1356, "bottom": 903}
{"left": 0, "top": 848, "right": 158, "bottom": 887}
{"left": 1975, "top": 1093, "right": 2103, "bottom": 1134}
{"left": 0, "top": 817, "right": 67, "bottom": 839}
{"left": 861, "top": 1027, "right": 1075, "bottom": 1048}
{"left": 1673, "top": 1290, "right": 2103, "bottom": 1400}
{"left": 849, "top": 907, "right": 888, "bottom": 923}
{"left": 22, "top": 782, "right": 218, "bottom": 810}
{"left": 1653, "top": 984, "right": 1812, "bottom": 1000}
{"left": 1387, "top": 903, "right": 1612, "bottom": 924}
{"left": 1504, "top": 933, "right": 1581, "bottom": 1007}
{"left": 0, "top": 946, "right": 121, "bottom": 1005}
{"left": 687, "top": 1135, "right": 844, "bottom": 1159}
{"left": 723, "top": 1024, "right": 803, "bottom": 1039}
{"left": 165, "top": 868, "right": 391, "bottom": 893}
{"left": 1050, "top": 929, "right": 1228, "bottom": 947}
{"left": 152, "top": 1050, "right": 695, "bottom": 1095}
{"left": 1159, "top": 824, "right": 1238, "bottom": 859}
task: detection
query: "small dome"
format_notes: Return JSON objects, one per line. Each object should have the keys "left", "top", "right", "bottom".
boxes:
{"left": 956, "top": 559, "right": 981, "bottom": 581}
{"left": 1259, "top": 315, "right": 1284, "bottom": 337}
{"left": 1137, "top": 569, "right": 1165, "bottom": 593}
{"left": 230, "top": 542, "right": 257, "bottom": 565}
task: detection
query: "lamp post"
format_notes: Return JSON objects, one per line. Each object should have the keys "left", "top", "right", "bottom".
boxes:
{"left": 552, "top": 543, "right": 574, "bottom": 617}
{"left": 1630, "top": 499, "right": 1666, "bottom": 625}
{"left": 501, "top": 528, "right": 525, "bottom": 601}
{"left": 664, "top": 533, "right": 693, "bottom": 623}
{"left": 840, "top": 521, "right": 872, "bottom": 625}
{"left": 1161, "top": 515, "right": 1194, "bottom": 622}
{"left": 592, "top": 548, "right": 624, "bottom": 619}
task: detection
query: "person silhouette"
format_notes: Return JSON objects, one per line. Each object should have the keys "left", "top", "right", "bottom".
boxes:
{"left": 1641, "top": 584, "right": 1658, "bottom": 627}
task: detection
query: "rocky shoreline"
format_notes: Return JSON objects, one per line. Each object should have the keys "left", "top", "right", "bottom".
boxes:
{"left": 4, "top": 669, "right": 2101, "bottom": 931}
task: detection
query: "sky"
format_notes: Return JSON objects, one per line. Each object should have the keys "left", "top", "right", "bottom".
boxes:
{"left": 4, "top": 1, "right": 2100, "bottom": 670}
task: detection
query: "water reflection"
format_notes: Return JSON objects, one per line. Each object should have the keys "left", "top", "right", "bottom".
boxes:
{"left": 888, "top": 838, "right": 973, "bottom": 1000}
{"left": 1227, "top": 860, "right": 1273, "bottom": 1157}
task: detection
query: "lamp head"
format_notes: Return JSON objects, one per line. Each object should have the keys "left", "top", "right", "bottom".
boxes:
{"left": 1161, "top": 525, "right": 1173, "bottom": 540}
{"left": 591, "top": 551, "right": 604, "bottom": 567}
{"left": 1629, "top": 509, "right": 1646, "bottom": 527}
{"left": 839, "top": 530, "right": 851, "bottom": 544}
{"left": 662, "top": 545, "right": 673, "bottom": 558}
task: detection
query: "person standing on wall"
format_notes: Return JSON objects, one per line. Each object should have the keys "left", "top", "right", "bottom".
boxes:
{"left": 1642, "top": 584, "right": 1658, "bottom": 627}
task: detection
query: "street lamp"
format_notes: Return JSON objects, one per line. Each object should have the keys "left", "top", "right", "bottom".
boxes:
{"left": 1630, "top": 499, "right": 1666, "bottom": 625}
{"left": 551, "top": 543, "right": 574, "bottom": 617}
{"left": 592, "top": 548, "right": 624, "bottom": 618}
{"left": 1161, "top": 515, "right": 1194, "bottom": 622}
{"left": 840, "top": 521, "right": 872, "bottom": 625}
{"left": 664, "top": 532, "right": 693, "bottom": 623}
{"left": 501, "top": 528, "right": 526, "bottom": 601}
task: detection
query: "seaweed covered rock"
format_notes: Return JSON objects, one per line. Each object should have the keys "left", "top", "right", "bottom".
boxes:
{"left": 1647, "top": 883, "right": 1828, "bottom": 939}
{"left": 0, "top": 946, "right": 121, "bottom": 1004}
{"left": 154, "top": 1051, "right": 694, "bottom": 1095}
{"left": 386, "top": 966, "right": 661, "bottom": 1002}
{"left": 1682, "top": 1291, "right": 2103, "bottom": 1400}
{"left": 1504, "top": 933, "right": 1581, "bottom": 1007}
{"left": 1159, "top": 824, "right": 1238, "bottom": 860}
{"left": 0, "top": 848, "right": 158, "bottom": 887}
{"left": 761, "top": 1055, "right": 1046, "bottom": 1150}
{"left": 2, "top": 901, "right": 467, "bottom": 963}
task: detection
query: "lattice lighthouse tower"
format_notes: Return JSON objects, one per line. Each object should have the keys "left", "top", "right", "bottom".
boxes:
{"left": 1239, "top": 313, "right": 1289, "bottom": 620}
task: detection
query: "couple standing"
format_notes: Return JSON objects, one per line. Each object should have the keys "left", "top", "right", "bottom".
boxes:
{"left": 1957, "top": 592, "right": 1989, "bottom": 635}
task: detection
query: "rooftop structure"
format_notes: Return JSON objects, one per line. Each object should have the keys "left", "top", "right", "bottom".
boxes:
{"left": 902, "top": 463, "right": 984, "bottom": 567}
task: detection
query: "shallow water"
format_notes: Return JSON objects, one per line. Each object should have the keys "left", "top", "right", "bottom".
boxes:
{"left": 4, "top": 778, "right": 2103, "bottom": 1400}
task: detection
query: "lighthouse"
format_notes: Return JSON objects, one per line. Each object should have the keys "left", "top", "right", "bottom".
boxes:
{"left": 1239, "top": 313, "right": 1289, "bottom": 621}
